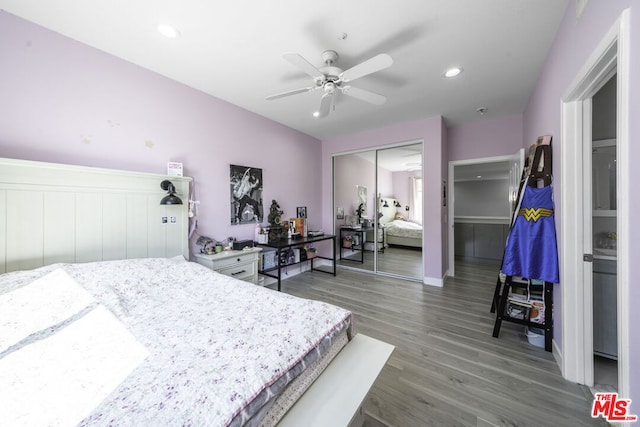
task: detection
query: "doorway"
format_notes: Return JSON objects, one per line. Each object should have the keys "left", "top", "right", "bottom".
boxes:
{"left": 560, "top": 9, "right": 629, "bottom": 399}
{"left": 332, "top": 141, "right": 423, "bottom": 281}
{"left": 447, "top": 151, "right": 523, "bottom": 277}
{"left": 590, "top": 76, "right": 618, "bottom": 392}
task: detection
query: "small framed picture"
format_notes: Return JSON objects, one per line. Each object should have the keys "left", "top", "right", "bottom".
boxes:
{"left": 296, "top": 206, "right": 307, "bottom": 218}
{"left": 336, "top": 207, "right": 345, "bottom": 219}
{"left": 167, "top": 162, "right": 183, "bottom": 177}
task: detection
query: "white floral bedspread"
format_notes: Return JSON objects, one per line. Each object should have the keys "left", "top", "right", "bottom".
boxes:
{"left": 384, "top": 219, "right": 423, "bottom": 239}
{"left": 0, "top": 257, "right": 352, "bottom": 426}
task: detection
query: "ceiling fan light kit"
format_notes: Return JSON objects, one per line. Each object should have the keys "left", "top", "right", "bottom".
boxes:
{"left": 266, "top": 49, "right": 393, "bottom": 118}
{"left": 156, "top": 24, "right": 180, "bottom": 39}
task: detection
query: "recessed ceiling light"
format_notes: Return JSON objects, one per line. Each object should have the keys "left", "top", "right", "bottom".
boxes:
{"left": 157, "top": 24, "right": 180, "bottom": 39}
{"left": 313, "top": 111, "right": 320, "bottom": 118}
{"left": 444, "top": 67, "right": 463, "bottom": 78}
{"left": 476, "top": 175, "right": 482, "bottom": 179}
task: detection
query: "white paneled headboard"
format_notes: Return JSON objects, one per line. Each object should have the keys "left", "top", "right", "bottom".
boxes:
{"left": 379, "top": 197, "right": 398, "bottom": 225}
{"left": 0, "top": 157, "right": 191, "bottom": 273}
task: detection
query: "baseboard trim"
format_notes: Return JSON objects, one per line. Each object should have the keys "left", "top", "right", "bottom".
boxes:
{"left": 423, "top": 276, "right": 443, "bottom": 287}
{"left": 553, "top": 338, "right": 563, "bottom": 373}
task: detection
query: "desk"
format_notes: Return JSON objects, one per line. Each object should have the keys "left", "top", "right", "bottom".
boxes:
{"left": 257, "top": 234, "right": 336, "bottom": 291}
{"left": 340, "top": 226, "right": 384, "bottom": 263}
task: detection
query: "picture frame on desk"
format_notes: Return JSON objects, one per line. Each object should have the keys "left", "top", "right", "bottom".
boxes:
{"left": 345, "top": 214, "right": 358, "bottom": 227}
{"left": 296, "top": 206, "right": 307, "bottom": 218}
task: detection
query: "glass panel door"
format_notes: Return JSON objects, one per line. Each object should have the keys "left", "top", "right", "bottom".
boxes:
{"left": 376, "top": 143, "right": 423, "bottom": 279}
{"left": 333, "top": 151, "right": 375, "bottom": 272}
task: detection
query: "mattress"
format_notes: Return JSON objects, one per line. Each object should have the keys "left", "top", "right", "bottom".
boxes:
{"left": 384, "top": 219, "right": 423, "bottom": 240}
{"left": 0, "top": 257, "right": 352, "bottom": 426}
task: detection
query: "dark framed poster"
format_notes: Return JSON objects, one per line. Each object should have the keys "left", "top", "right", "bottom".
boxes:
{"left": 230, "top": 165, "right": 263, "bottom": 225}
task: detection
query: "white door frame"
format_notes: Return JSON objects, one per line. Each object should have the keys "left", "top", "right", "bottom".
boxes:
{"left": 560, "top": 9, "right": 629, "bottom": 397}
{"left": 447, "top": 150, "right": 523, "bottom": 277}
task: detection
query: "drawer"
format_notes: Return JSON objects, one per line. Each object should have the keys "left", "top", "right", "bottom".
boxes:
{"left": 218, "top": 261, "right": 255, "bottom": 280}
{"left": 197, "top": 253, "right": 256, "bottom": 270}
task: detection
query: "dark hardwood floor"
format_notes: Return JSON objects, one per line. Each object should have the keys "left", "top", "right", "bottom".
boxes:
{"left": 270, "top": 261, "right": 607, "bottom": 427}
{"left": 337, "top": 246, "right": 423, "bottom": 280}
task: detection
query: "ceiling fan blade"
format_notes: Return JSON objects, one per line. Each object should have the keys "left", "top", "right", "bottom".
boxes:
{"left": 265, "top": 86, "right": 315, "bottom": 101}
{"left": 339, "top": 53, "right": 393, "bottom": 83}
{"left": 283, "top": 53, "right": 324, "bottom": 81}
{"left": 342, "top": 86, "right": 387, "bottom": 105}
{"left": 317, "top": 93, "right": 333, "bottom": 118}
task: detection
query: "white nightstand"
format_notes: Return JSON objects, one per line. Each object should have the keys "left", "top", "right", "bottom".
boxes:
{"left": 194, "top": 247, "right": 262, "bottom": 285}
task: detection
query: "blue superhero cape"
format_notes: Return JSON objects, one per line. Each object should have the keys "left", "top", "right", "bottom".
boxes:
{"left": 502, "top": 180, "right": 559, "bottom": 283}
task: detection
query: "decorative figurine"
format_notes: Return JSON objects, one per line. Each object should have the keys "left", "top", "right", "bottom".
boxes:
{"left": 267, "top": 200, "right": 287, "bottom": 241}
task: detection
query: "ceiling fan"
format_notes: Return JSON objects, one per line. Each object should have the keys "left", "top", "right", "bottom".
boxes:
{"left": 266, "top": 50, "right": 393, "bottom": 118}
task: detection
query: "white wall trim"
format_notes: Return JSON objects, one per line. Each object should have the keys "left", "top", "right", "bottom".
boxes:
{"left": 559, "top": 9, "right": 630, "bottom": 400}
{"left": 423, "top": 276, "right": 443, "bottom": 287}
{"left": 560, "top": 99, "right": 584, "bottom": 383}
{"left": 615, "top": 9, "right": 631, "bottom": 401}
{"left": 553, "top": 338, "right": 563, "bottom": 370}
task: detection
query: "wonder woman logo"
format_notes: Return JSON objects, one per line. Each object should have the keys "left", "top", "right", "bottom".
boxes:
{"left": 518, "top": 207, "right": 553, "bottom": 222}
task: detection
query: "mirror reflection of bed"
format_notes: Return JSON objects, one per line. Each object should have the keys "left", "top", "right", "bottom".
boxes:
{"left": 378, "top": 197, "right": 423, "bottom": 277}
{"left": 337, "top": 197, "right": 423, "bottom": 278}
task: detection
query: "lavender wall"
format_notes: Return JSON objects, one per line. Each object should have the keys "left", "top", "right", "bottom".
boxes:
{"left": 321, "top": 117, "right": 445, "bottom": 283}
{"left": 0, "top": 12, "right": 321, "bottom": 252}
{"left": 392, "top": 170, "right": 421, "bottom": 221}
{"left": 523, "top": 0, "right": 639, "bottom": 407}
{"left": 333, "top": 154, "right": 376, "bottom": 222}
{"left": 333, "top": 153, "right": 393, "bottom": 231}
{"left": 378, "top": 167, "right": 394, "bottom": 199}
{"left": 448, "top": 114, "right": 523, "bottom": 161}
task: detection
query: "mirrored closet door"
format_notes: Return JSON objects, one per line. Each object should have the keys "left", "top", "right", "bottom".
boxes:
{"left": 333, "top": 151, "right": 375, "bottom": 273}
{"left": 333, "top": 142, "right": 423, "bottom": 280}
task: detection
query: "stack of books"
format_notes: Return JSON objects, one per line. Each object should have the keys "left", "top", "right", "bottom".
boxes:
{"left": 505, "top": 278, "right": 545, "bottom": 322}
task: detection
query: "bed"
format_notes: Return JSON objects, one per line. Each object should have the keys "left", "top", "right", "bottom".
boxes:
{"left": 379, "top": 198, "right": 423, "bottom": 248}
{"left": 0, "top": 157, "right": 394, "bottom": 426}
{"left": 383, "top": 219, "right": 423, "bottom": 248}
{"left": 0, "top": 257, "right": 352, "bottom": 426}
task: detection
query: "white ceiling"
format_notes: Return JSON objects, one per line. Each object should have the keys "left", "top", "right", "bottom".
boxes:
{"left": 0, "top": 0, "right": 569, "bottom": 140}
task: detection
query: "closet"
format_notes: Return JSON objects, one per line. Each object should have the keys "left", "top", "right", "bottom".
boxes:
{"left": 333, "top": 142, "right": 423, "bottom": 280}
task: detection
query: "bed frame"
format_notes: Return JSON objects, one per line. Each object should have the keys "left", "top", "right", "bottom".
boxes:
{"left": 386, "top": 234, "right": 422, "bottom": 248}
{"left": 0, "top": 157, "right": 393, "bottom": 426}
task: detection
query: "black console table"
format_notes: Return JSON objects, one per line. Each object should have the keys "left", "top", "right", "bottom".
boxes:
{"left": 340, "top": 226, "right": 384, "bottom": 263}
{"left": 257, "top": 234, "right": 336, "bottom": 291}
